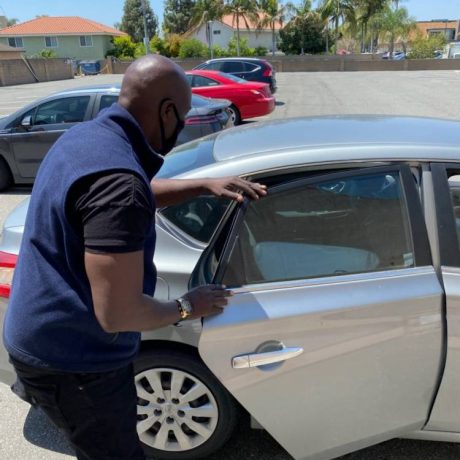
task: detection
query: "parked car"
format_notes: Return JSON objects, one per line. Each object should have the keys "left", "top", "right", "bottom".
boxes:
{"left": 186, "top": 70, "right": 275, "bottom": 125}
{"left": 0, "top": 86, "right": 232, "bottom": 191}
{"left": 2, "top": 116, "right": 460, "bottom": 460}
{"left": 194, "top": 57, "right": 277, "bottom": 94}
{"left": 382, "top": 51, "right": 406, "bottom": 60}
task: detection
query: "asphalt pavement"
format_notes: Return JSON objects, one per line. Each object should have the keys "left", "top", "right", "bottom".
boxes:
{"left": 1, "top": 70, "right": 460, "bottom": 459}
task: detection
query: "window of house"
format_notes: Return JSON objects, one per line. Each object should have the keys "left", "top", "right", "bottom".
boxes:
{"left": 221, "top": 170, "right": 414, "bottom": 286}
{"left": 80, "top": 36, "right": 93, "bottom": 47}
{"left": 44, "top": 36, "right": 58, "bottom": 48}
{"left": 8, "top": 37, "right": 23, "bottom": 48}
{"left": 213, "top": 30, "right": 221, "bottom": 35}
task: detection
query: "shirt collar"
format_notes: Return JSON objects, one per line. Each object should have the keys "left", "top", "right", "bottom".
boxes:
{"left": 97, "top": 103, "right": 164, "bottom": 180}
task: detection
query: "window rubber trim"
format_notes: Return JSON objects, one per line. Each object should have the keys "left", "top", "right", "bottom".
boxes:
{"left": 431, "top": 162, "right": 460, "bottom": 267}
{"left": 213, "top": 164, "right": 431, "bottom": 285}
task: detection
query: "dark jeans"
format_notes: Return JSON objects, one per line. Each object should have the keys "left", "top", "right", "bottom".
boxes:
{"left": 10, "top": 356, "right": 145, "bottom": 460}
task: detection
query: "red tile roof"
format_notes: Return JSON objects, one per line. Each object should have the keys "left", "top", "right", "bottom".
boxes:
{"left": 0, "top": 16, "right": 127, "bottom": 36}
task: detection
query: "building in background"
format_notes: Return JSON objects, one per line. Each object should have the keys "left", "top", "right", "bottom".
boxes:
{"left": 0, "top": 16, "right": 127, "bottom": 60}
{"left": 187, "top": 14, "right": 281, "bottom": 53}
{"left": 415, "top": 20, "right": 460, "bottom": 41}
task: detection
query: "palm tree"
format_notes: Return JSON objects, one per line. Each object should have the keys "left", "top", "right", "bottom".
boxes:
{"left": 355, "top": 0, "right": 387, "bottom": 52}
{"left": 258, "top": 0, "right": 286, "bottom": 56}
{"left": 224, "top": 0, "right": 259, "bottom": 56}
{"left": 319, "top": 0, "right": 356, "bottom": 50}
{"left": 377, "top": 5, "right": 416, "bottom": 57}
{"left": 188, "top": 0, "right": 225, "bottom": 31}
{"left": 286, "top": 0, "right": 314, "bottom": 55}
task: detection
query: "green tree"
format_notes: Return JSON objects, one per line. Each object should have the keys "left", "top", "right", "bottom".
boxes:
{"left": 163, "top": 0, "right": 196, "bottom": 34}
{"left": 150, "top": 36, "right": 168, "bottom": 55}
{"left": 121, "top": 0, "right": 158, "bottom": 42}
{"left": 227, "top": 36, "right": 256, "bottom": 56}
{"left": 407, "top": 33, "right": 446, "bottom": 59}
{"left": 279, "top": 9, "right": 328, "bottom": 55}
{"left": 178, "top": 38, "right": 209, "bottom": 57}
{"left": 188, "top": 0, "right": 225, "bottom": 31}
{"left": 224, "top": 0, "right": 259, "bottom": 56}
{"left": 6, "top": 17, "right": 18, "bottom": 27}
{"left": 106, "top": 36, "right": 137, "bottom": 59}
{"left": 354, "top": 0, "right": 387, "bottom": 52}
{"left": 319, "top": 0, "right": 356, "bottom": 50}
{"left": 258, "top": 0, "right": 286, "bottom": 56}
{"left": 376, "top": 4, "right": 415, "bottom": 57}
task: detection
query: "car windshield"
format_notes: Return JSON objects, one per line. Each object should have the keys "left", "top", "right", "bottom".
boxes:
{"left": 156, "top": 136, "right": 217, "bottom": 179}
{"left": 218, "top": 72, "right": 247, "bottom": 84}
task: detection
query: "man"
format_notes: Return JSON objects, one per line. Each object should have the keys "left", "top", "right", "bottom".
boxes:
{"left": 3, "top": 55, "right": 266, "bottom": 460}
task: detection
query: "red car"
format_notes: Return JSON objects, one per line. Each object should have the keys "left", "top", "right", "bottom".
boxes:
{"left": 186, "top": 70, "right": 275, "bottom": 125}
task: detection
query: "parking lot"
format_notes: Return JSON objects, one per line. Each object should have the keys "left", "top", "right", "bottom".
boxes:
{"left": 1, "top": 70, "right": 460, "bottom": 459}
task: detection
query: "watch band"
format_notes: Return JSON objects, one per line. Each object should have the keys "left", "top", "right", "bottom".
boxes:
{"left": 176, "top": 297, "right": 193, "bottom": 321}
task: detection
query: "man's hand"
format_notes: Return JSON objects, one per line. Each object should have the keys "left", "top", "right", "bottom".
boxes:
{"left": 205, "top": 177, "right": 267, "bottom": 202}
{"left": 182, "top": 284, "right": 233, "bottom": 320}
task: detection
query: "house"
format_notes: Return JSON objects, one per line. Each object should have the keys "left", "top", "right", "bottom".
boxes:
{"left": 414, "top": 20, "right": 460, "bottom": 41}
{"left": 0, "top": 16, "right": 127, "bottom": 60}
{"left": 188, "top": 14, "right": 282, "bottom": 53}
{"left": 0, "top": 42, "right": 24, "bottom": 60}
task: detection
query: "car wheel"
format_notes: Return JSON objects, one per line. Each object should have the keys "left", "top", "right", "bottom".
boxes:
{"left": 227, "top": 105, "right": 241, "bottom": 125}
{"left": 0, "top": 157, "right": 13, "bottom": 191}
{"left": 134, "top": 349, "right": 239, "bottom": 460}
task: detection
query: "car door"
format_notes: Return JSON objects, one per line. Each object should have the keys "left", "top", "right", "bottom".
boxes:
{"left": 10, "top": 95, "right": 93, "bottom": 178}
{"left": 194, "top": 165, "right": 444, "bottom": 460}
{"left": 424, "top": 163, "right": 460, "bottom": 432}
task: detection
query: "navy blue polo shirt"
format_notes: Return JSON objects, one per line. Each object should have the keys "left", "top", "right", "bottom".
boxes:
{"left": 3, "top": 103, "right": 163, "bottom": 372}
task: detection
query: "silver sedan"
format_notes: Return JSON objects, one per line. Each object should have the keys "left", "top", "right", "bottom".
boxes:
{"left": 1, "top": 115, "right": 460, "bottom": 460}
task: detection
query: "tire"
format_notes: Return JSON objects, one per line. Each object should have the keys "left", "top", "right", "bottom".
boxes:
{"left": 134, "top": 349, "right": 239, "bottom": 460}
{"left": 0, "top": 157, "right": 13, "bottom": 191}
{"left": 227, "top": 105, "right": 241, "bottom": 126}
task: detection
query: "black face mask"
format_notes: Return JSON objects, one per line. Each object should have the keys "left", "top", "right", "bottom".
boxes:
{"left": 158, "top": 102, "right": 185, "bottom": 155}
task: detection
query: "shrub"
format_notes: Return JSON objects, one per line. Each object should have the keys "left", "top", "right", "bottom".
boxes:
{"left": 254, "top": 46, "right": 268, "bottom": 56}
{"left": 211, "top": 44, "right": 229, "bottom": 57}
{"left": 407, "top": 33, "right": 447, "bottom": 59}
{"left": 150, "top": 35, "right": 167, "bottom": 55}
{"left": 227, "top": 37, "right": 256, "bottom": 57}
{"left": 164, "top": 33, "right": 184, "bottom": 57}
{"left": 106, "top": 36, "right": 137, "bottom": 59}
{"left": 179, "top": 39, "right": 209, "bottom": 58}
{"left": 32, "top": 49, "right": 57, "bottom": 58}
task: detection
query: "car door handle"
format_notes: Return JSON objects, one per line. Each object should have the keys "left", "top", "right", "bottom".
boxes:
{"left": 232, "top": 347, "right": 304, "bottom": 369}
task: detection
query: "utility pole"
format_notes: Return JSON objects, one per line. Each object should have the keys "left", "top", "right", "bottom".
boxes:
{"left": 141, "top": 0, "right": 150, "bottom": 55}
{"left": 207, "top": 21, "right": 214, "bottom": 59}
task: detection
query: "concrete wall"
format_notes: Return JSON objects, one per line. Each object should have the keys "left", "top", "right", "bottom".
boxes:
{"left": 106, "top": 55, "right": 460, "bottom": 75}
{"left": 0, "top": 35, "right": 114, "bottom": 60}
{"left": 0, "top": 58, "right": 73, "bottom": 86}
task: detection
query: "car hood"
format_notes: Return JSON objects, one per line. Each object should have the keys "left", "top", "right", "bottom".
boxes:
{"left": 3, "top": 197, "right": 29, "bottom": 230}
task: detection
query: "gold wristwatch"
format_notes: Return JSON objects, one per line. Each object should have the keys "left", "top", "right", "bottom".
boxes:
{"left": 176, "top": 297, "right": 193, "bottom": 321}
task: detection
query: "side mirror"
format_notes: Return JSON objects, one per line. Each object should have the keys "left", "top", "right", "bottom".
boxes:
{"left": 21, "top": 115, "right": 32, "bottom": 129}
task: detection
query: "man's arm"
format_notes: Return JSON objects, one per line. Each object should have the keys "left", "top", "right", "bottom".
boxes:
{"left": 85, "top": 250, "right": 230, "bottom": 333}
{"left": 151, "top": 177, "right": 267, "bottom": 207}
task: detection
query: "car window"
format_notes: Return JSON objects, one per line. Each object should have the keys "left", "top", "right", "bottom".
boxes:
{"left": 204, "top": 61, "right": 222, "bottom": 71}
{"left": 33, "top": 96, "right": 90, "bottom": 125}
{"left": 221, "top": 61, "right": 245, "bottom": 73}
{"left": 98, "top": 95, "right": 119, "bottom": 112}
{"left": 221, "top": 171, "right": 414, "bottom": 286}
{"left": 448, "top": 174, "right": 460, "bottom": 249}
{"left": 218, "top": 72, "right": 247, "bottom": 84}
{"left": 243, "top": 62, "right": 259, "bottom": 72}
{"left": 192, "top": 75, "right": 220, "bottom": 87}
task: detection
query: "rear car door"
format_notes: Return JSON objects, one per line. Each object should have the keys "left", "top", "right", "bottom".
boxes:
{"left": 220, "top": 60, "right": 246, "bottom": 78}
{"left": 424, "top": 163, "right": 460, "bottom": 432}
{"left": 195, "top": 165, "right": 444, "bottom": 460}
{"left": 10, "top": 95, "right": 93, "bottom": 178}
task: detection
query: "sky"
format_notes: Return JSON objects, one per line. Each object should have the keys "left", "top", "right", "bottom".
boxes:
{"left": 0, "top": 0, "right": 459, "bottom": 30}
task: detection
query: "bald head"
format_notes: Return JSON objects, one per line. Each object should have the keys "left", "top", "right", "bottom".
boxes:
{"left": 118, "top": 55, "right": 191, "bottom": 153}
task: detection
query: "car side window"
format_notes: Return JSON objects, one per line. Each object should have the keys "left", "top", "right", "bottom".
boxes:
{"left": 222, "top": 171, "right": 414, "bottom": 286}
{"left": 192, "top": 76, "right": 220, "bottom": 87}
{"left": 221, "top": 61, "right": 245, "bottom": 73}
{"left": 160, "top": 196, "right": 230, "bottom": 243}
{"left": 243, "top": 62, "right": 258, "bottom": 72}
{"left": 34, "top": 96, "right": 90, "bottom": 125}
{"left": 205, "top": 62, "right": 223, "bottom": 71}
{"left": 98, "top": 95, "right": 119, "bottom": 112}
{"left": 448, "top": 174, "right": 460, "bottom": 249}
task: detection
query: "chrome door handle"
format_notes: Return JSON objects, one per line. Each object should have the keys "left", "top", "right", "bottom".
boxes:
{"left": 232, "top": 347, "right": 304, "bottom": 369}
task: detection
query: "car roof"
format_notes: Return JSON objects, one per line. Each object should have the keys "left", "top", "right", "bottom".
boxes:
{"left": 204, "top": 58, "right": 266, "bottom": 63}
{"left": 211, "top": 116, "right": 460, "bottom": 163}
{"left": 51, "top": 84, "right": 121, "bottom": 97}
